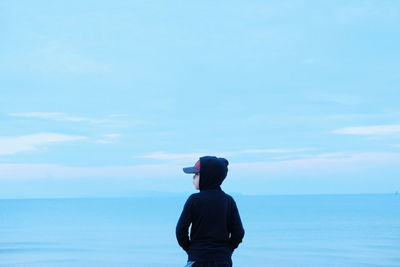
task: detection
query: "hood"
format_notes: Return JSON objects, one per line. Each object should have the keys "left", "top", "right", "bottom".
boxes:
{"left": 199, "top": 156, "right": 229, "bottom": 190}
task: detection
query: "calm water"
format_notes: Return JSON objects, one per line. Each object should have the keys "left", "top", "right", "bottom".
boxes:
{"left": 0, "top": 194, "right": 399, "bottom": 266}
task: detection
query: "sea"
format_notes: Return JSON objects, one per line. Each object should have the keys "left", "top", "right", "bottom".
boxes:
{"left": 0, "top": 194, "right": 399, "bottom": 267}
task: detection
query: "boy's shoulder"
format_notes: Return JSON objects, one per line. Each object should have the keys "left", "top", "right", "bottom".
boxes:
{"left": 187, "top": 191, "right": 235, "bottom": 201}
{"left": 186, "top": 192, "right": 201, "bottom": 200}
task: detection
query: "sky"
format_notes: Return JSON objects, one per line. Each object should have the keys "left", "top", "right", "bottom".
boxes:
{"left": 1, "top": 0, "right": 399, "bottom": 198}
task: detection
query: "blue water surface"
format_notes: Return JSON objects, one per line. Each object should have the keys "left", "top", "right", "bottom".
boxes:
{"left": 0, "top": 194, "right": 399, "bottom": 266}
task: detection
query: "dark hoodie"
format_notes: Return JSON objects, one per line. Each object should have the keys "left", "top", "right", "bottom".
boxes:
{"left": 176, "top": 156, "right": 245, "bottom": 264}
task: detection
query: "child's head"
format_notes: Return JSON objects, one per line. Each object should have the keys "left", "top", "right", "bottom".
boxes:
{"left": 183, "top": 156, "right": 229, "bottom": 191}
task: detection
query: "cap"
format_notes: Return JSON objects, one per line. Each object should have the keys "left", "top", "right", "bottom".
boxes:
{"left": 183, "top": 159, "right": 200, "bottom": 174}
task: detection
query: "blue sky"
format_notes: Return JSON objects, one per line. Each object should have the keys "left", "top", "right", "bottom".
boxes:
{"left": 1, "top": 0, "right": 399, "bottom": 198}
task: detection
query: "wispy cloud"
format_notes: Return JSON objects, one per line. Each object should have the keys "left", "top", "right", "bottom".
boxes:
{"left": 2, "top": 152, "right": 400, "bottom": 181}
{"left": 332, "top": 125, "right": 400, "bottom": 135}
{"left": 242, "top": 148, "right": 316, "bottom": 153}
{"left": 0, "top": 163, "right": 179, "bottom": 180}
{"left": 140, "top": 152, "right": 208, "bottom": 161}
{"left": 10, "top": 112, "right": 142, "bottom": 128}
{"left": 0, "top": 133, "right": 86, "bottom": 156}
{"left": 137, "top": 150, "right": 400, "bottom": 177}
{"left": 11, "top": 112, "right": 111, "bottom": 124}
{"left": 94, "top": 133, "right": 122, "bottom": 144}
{"left": 231, "top": 152, "right": 400, "bottom": 175}
{"left": 140, "top": 148, "right": 317, "bottom": 162}
{"left": 11, "top": 112, "right": 90, "bottom": 122}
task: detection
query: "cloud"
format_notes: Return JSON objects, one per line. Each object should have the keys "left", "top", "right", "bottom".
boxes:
{"left": 11, "top": 112, "right": 89, "bottom": 122}
{"left": 0, "top": 133, "right": 86, "bottom": 156}
{"left": 231, "top": 152, "right": 400, "bottom": 175}
{"left": 10, "top": 112, "right": 142, "bottom": 128}
{"left": 332, "top": 125, "right": 400, "bottom": 135}
{"left": 140, "top": 148, "right": 316, "bottom": 162}
{"left": 0, "top": 163, "right": 179, "bottom": 180}
{"left": 139, "top": 150, "right": 400, "bottom": 178}
{"left": 242, "top": 148, "right": 316, "bottom": 153}
{"left": 94, "top": 133, "right": 122, "bottom": 144}
{"left": 11, "top": 112, "right": 106, "bottom": 124}
{"left": 2, "top": 152, "right": 400, "bottom": 181}
{"left": 140, "top": 152, "right": 208, "bottom": 161}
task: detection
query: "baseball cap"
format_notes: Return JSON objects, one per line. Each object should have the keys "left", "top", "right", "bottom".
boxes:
{"left": 183, "top": 159, "right": 200, "bottom": 174}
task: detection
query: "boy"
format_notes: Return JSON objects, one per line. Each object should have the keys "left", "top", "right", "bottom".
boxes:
{"left": 176, "top": 156, "right": 245, "bottom": 267}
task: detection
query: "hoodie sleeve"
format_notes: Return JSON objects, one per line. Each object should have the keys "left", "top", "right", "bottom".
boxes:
{"left": 229, "top": 198, "right": 245, "bottom": 250}
{"left": 176, "top": 196, "right": 193, "bottom": 252}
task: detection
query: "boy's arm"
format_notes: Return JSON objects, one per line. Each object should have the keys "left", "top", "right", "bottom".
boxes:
{"left": 229, "top": 199, "right": 245, "bottom": 250}
{"left": 176, "top": 197, "right": 192, "bottom": 252}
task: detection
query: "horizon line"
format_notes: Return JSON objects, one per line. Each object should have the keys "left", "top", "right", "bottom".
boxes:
{"left": 0, "top": 192, "right": 398, "bottom": 200}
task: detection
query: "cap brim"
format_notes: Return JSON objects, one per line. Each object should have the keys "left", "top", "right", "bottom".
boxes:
{"left": 183, "top": 167, "right": 200, "bottom": 174}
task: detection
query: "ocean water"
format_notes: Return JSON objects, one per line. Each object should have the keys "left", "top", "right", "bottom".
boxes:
{"left": 0, "top": 194, "right": 399, "bottom": 267}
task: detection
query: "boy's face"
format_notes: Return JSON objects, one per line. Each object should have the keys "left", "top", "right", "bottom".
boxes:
{"left": 192, "top": 173, "right": 200, "bottom": 190}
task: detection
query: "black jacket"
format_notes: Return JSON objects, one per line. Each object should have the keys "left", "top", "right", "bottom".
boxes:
{"left": 176, "top": 156, "right": 245, "bottom": 264}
